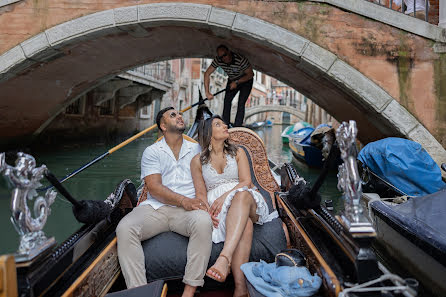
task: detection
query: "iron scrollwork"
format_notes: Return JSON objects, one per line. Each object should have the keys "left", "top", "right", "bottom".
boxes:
{"left": 336, "top": 121, "right": 375, "bottom": 234}
{"left": 0, "top": 152, "right": 56, "bottom": 262}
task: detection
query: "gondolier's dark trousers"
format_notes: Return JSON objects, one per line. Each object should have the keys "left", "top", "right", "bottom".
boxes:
{"left": 223, "top": 78, "right": 253, "bottom": 127}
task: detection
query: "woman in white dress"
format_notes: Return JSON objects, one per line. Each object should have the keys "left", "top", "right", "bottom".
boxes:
{"left": 190, "top": 115, "right": 277, "bottom": 297}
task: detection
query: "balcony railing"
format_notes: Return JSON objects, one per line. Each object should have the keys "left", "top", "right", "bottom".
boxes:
{"left": 132, "top": 62, "right": 174, "bottom": 83}
{"left": 368, "top": 0, "right": 431, "bottom": 22}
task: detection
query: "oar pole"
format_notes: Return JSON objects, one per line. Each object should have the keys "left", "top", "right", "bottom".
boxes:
{"left": 109, "top": 92, "right": 219, "bottom": 153}
{"left": 58, "top": 152, "right": 109, "bottom": 184}
{"left": 109, "top": 123, "right": 157, "bottom": 154}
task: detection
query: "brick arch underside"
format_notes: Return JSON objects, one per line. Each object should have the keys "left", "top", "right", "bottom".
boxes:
{"left": 0, "top": 3, "right": 444, "bottom": 164}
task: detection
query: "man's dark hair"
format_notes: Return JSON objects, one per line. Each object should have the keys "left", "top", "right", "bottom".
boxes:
{"left": 216, "top": 44, "right": 229, "bottom": 52}
{"left": 156, "top": 106, "right": 174, "bottom": 131}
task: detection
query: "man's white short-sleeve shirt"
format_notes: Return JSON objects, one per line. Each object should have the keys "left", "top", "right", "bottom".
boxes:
{"left": 140, "top": 137, "right": 201, "bottom": 209}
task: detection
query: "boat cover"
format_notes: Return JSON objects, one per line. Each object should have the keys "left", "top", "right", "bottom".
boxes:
{"left": 358, "top": 137, "right": 446, "bottom": 197}
{"left": 299, "top": 124, "right": 331, "bottom": 146}
{"left": 289, "top": 127, "right": 314, "bottom": 145}
{"left": 370, "top": 189, "right": 446, "bottom": 263}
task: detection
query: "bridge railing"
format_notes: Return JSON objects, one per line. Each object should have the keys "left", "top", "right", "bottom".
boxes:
{"left": 264, "top": 92, "right": 300, "bottom": 109}
{"left": 367, "top": 0, "right": 432, "bottom": 23}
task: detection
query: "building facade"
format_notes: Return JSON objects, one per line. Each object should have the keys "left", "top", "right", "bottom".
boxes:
{"left": 39, "top": 58, "right": 333, "bottom": 146}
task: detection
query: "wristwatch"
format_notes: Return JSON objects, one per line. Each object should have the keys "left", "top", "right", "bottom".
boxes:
{"left": 235, "top": 80, "right": 239, "bottom": 85}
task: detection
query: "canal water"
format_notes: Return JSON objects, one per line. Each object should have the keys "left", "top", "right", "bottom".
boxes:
{"left": 0, "top": 124, "right": 341, "bottom": 254}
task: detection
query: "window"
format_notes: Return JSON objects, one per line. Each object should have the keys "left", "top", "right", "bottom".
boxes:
{"left": 99, "top": 99, "right": 114, "bottom": 116}
{"left": 65, "top": 97, "right": 84, "bottom": 115}
{"left": 180, "top": 59, "right": 185, "bottom": 73}
{"left": 140, "top": 105, "right": 151, "bottom": 119}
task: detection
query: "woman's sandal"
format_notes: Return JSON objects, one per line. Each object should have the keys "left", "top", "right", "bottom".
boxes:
{"left": 206, "top": 254, "right": 231, "bottom": 283}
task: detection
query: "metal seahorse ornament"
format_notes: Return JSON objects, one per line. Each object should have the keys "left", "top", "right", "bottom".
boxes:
{"left": 0, "top": 152, "right": 57, "bottom": 262}
{"left": 336, "top": 121, "right": 374, "bottom": 234}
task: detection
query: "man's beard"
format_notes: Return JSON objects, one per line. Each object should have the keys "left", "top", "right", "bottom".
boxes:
{"left": 167, "top": 124, "right": 186, "bottom": 134}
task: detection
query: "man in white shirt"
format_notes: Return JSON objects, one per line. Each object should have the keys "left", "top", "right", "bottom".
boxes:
{"left": 116, "top": 107, "right": 213, "bottom": 297}
{"left": 393, "top": 0, "right": 428, "bottom": 20}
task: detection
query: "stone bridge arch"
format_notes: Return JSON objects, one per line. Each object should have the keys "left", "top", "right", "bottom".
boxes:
{"left": 245, "top": 105, "right": 305, "bottom": 121}
{"left": 0, "top": 2, "right": 445, "bottom": 164}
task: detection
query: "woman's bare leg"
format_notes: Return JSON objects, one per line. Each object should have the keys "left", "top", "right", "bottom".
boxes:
{"left": 207, "top": 191, "right": 258, "bottom": 281}
{"left": 232, "top": 220, "right": 253, "bottom": 297}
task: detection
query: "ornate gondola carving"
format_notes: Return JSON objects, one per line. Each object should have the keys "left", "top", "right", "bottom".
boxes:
{"left": 336, "top": 121, "right": 375, "bottom": 234}
{"left": 229, "top": 128, "right": 279, "bottom": 193}
{"left": 0, "top": 152, "right": 56, "bottom": 262}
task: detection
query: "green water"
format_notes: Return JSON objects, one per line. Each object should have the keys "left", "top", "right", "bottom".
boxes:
{"left": 0, "top": 125, "right": 341, "bottom": 254}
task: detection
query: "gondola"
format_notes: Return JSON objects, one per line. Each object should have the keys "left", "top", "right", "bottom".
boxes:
{"left": 0, "top": 105, "right": 417, "bottom": 297}
{"left": 358, "top": 138, "right": 446, "bottom": 297}
{"left": 245, "top": 121, "right": 266, "bottom": 130}
{"left": 288, "top": 124, "right": 341, "bottom": 169}
{"left": 288, "top": 126, "right": 323, "bottom": 167}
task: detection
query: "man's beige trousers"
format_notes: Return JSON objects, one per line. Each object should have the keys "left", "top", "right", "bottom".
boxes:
{"left": 116, "top": 204, "right": 213, "bottom": 288}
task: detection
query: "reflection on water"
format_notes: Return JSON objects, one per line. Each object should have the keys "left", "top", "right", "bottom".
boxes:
{"left": 0, "top": 125, "right": 342, "bottom": 254}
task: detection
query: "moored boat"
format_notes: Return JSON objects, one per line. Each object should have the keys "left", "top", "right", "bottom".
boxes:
{"left": 358, "top": 137, "right": 446, "bottom": 297}
{"left": 281, "top": 121, "right": 312, "bottom": 144}
{"left": 245, "top": 121, "right": 266, "bottom": 130}
{"left": 363, "top": 190, "right": 446, "bottom": 297}
{"left": 289, "top": 124, "right": 336, "bottom": 168}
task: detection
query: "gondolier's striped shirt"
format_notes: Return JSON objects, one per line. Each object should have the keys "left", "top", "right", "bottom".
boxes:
{"left": 211, "top": 52, "right": 251, "bottom": 81}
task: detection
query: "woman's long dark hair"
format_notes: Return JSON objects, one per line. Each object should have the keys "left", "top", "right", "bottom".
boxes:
{"left": 198, "top": 115, "right": 238, "bottom": 165}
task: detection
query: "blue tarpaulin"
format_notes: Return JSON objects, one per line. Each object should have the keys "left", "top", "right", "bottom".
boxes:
{"left": 358, "top": 137, "right": 446, "bottom": 197}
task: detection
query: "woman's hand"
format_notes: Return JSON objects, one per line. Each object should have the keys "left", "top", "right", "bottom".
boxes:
{"left": 209, "top": 195, "right": 226, "bottom": 220}
{"left": 211, "top": 213, "right": 219, "bottom": 228}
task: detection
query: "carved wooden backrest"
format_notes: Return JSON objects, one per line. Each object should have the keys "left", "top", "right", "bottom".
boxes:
{"left": 229, "top": 127, "right": 280, "bottom": 210}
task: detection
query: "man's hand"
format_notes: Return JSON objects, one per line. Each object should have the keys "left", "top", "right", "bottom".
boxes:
{"left": 229, "top": 81, "right": 238, "bottom": 90}
{"left": 181, "top": 198, "right": 208, "bottom": 211}
{"left": 206, "top": 92, "right": 214, "bottom": 100}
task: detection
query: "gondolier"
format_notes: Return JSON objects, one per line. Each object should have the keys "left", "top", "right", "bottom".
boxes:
{"left": 204, "top": 45, "right": 254, "bottom": 127}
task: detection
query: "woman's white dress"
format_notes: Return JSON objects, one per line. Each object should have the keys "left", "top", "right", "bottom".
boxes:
{"left": 202, "top": 154, "right": 278, "bottom": 243}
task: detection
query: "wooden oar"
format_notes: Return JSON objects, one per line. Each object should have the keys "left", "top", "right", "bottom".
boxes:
{"left": 41, "top": 88, "right": 226, "bottom": 190}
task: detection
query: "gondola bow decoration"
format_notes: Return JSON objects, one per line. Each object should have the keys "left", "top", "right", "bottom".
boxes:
{"left": 0, "top": 152, "right": 57, "bottom": 262}
{"left": 336, "top": 121, "right": 374, "bottom": 234}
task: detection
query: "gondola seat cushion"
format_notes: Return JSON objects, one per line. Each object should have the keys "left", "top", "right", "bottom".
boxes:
{"left": 140, "top": 128, "right": 287, "bottom": 282}
{"left": 142, "top": 217, "right": 286, "bottom": 282}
